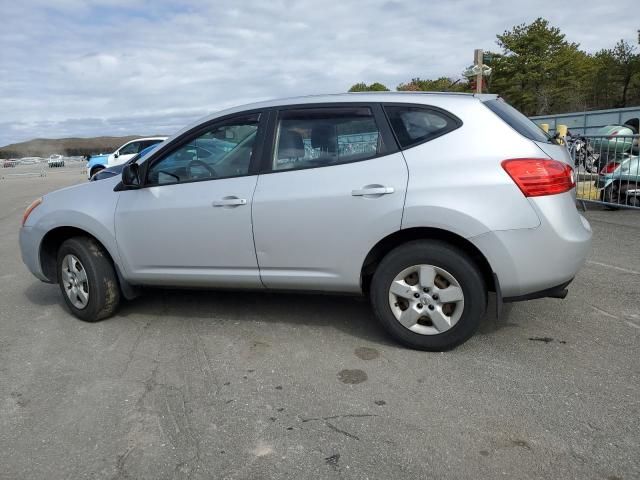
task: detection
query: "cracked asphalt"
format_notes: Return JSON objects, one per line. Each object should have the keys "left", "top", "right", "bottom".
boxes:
{"left": 1, "top": 169, "right": 639, "bottom": 479}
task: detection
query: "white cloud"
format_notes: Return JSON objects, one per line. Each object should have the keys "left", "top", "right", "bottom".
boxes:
{"left": 0, "top": 0, "right": 637, "bottom": 145}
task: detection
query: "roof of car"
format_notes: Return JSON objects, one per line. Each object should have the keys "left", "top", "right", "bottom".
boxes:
{"left": 166, "top": 92, "right": 498, "bottom": 144}
{"left": 232, "top": 91, "right": 495, "bottom": 110}
{"left": 126, "top": 136, "right": 168, "bottom": 142}
{"left": 118, "top": 136, "right": 168, "bottom": 148}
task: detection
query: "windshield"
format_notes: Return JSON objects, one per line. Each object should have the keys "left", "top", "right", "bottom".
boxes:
{"left": 484, "top": 98, "right": 556, "bottom": 144}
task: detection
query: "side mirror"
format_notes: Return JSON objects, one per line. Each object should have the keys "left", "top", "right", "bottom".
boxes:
{"left": 121, "top": 163, "right": 141, "bottom": 188}
{"left": 114, "top": 152, "right": 119, "bottom": 158}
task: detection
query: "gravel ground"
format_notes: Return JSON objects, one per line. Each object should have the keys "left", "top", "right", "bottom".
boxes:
{"left": 1, "top": 169, "right": 638, "bottom": 480}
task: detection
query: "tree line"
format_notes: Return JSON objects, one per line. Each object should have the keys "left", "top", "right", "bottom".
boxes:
{"left": 349, "top": 18, "right": 640, "bottom": 116}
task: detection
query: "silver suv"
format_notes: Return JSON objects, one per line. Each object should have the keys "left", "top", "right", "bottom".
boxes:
{"left": 19, "top": 93, "right": 592, "bottom": 350}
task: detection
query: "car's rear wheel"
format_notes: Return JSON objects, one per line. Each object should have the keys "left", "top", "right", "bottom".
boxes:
{"left": 601, "top": 184, "right": 621, "bottom": 210}
{"left": 370, "top": 240, "right": 486, "bottom": 351}
{"left": 56, "top": 236, "right": 121, "bottom": 322}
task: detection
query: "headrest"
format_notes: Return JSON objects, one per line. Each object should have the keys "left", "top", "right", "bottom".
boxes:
{"left": 311, "top": 124, "right": 337, "bottom": 153}
{"left": 278, "top": 129, "right": 305, "bottom": 159}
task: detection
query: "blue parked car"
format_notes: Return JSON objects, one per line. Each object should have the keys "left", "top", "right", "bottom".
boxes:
{"left": 90, "top": 137, "right": 239, "bottom": 181}
{"left": 86, "top": 153, "right": 110, "bottom": 176}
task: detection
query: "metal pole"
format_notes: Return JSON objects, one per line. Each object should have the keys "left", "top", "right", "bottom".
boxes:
{"left": 474, "top": 49, "right": 483, "bottom": 94}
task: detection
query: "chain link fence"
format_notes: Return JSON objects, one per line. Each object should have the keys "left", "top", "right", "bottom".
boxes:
{"left": 567, "top": 134, "right": 640, "bottom": 209}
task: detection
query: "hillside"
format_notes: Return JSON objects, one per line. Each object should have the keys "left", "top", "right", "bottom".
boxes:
{"left": 0, "top": 136, "right": 165, "bottom": 159}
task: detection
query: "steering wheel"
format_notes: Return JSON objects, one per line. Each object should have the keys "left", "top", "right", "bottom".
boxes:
{"left": 186, "top": 159, "right": 216, "bottom": 179}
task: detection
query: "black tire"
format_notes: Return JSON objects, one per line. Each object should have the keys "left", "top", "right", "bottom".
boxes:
{"left": 56, "top": 236, "right": 121, "bottom": 322}
{"left": 90, "top": 166, "right": 104, "bottom": 178}
{"left": 370, "top": 240, "right": 486, "bottom": 351}
{"left": 601, "top": 185, "right": 620, "bottom": 210}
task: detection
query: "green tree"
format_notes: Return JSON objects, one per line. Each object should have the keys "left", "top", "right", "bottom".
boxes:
{"left": 348, "top": 82, "right": 390, "bottom": 92}
{"left": 396, "top": 77, "right": 468, "bottom": 92}
{"left": 347, "top": 19, "right": 640, "bottom": 114}
{"left": 584, "top": 40, "right": 640, "bottom": 109}
{"left": 605, "top": 40, "right": 640, "bottom": 107}
{"left": 489, "top": 18, "right": 590, "bottom": 115}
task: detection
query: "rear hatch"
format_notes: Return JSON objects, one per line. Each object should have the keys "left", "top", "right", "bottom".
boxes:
{"left": 481, "top": 97, "right": 576, "bottom": 200}
{"left": 481, "top": 98, "right": 571, "bottom": 163}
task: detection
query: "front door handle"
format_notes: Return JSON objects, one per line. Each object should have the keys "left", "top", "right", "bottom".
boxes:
{"left": 351, "top": 186, "right": 395, "bottom": 197}
{"left": 212, "top": 196, "right": 247, "bottom": 207}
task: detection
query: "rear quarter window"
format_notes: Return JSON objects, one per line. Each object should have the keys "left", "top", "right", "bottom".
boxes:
{"left": 484, "top": 99, "right": 554, "bottom": 143}
{"left": 384, "top": 105, "right": 461, "bottom": 149}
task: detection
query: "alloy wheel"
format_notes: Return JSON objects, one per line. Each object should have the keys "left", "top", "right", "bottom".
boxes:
{"left": 61, "top": 254, "right": 89, "bottom": 309}
{"left": 388, "top": 264, "right": 464, "bottom": 335}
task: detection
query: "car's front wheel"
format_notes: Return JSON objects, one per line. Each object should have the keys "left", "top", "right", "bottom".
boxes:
{"left": 370, "top": 240, "right": 486, "bottom": 351}
{"left": 90, "top": 166, "right": 104, "bottom": 178}
{"left": 56, "top": 236, "right": 121, "bottom": 322}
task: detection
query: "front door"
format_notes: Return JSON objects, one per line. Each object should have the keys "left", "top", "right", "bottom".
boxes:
{"left": 252, "top": 104, "right": 408, "bottom": 292}
{"left": 114, "top": 112, "right": 266, "bottom": 288}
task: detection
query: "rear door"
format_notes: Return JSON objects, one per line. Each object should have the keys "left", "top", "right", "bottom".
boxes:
{"left": 251, "top": 103, "right": 408, "bottom": 292}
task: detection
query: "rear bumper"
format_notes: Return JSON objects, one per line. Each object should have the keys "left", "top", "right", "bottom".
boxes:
{"left": 471, "top": 192, "right": 591, "bottom": 298}
{"left": 503, "top": 279, "right": 573, "bottom": 303}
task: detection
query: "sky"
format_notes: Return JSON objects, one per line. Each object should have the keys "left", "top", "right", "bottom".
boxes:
{"left": 0, "top": 0, "right": 638, "bottom": 146}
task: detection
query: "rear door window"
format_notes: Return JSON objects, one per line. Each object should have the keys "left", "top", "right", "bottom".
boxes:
{"left": 271, "top": 107, "right": 384, "bottom": 171}
{"left": 484, "top": 98, "right": 554, "bottom": 143}
{"left": 384, "top": 105, "right": 461, "bottom": 148}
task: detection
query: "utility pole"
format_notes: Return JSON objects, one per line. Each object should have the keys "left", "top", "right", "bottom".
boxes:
{"left": 474, "top": 49, "right": 483, "bottom": 94}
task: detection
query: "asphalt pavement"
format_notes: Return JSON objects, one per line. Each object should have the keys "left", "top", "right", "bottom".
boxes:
{"left": 1, "top": 168, "right": 638, "bottom": 479}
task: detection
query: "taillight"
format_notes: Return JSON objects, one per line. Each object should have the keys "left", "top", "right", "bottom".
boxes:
{"left": 501, "top": 159, "right": 575, "bottom": 197}
{"left": 600, "top": 162, "right": 620, "bottom": 174}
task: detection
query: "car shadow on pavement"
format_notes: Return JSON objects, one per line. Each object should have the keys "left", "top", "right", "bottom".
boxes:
{"left": 24, "top": 281, "right": 64, "bottom": 307}
{"left": 476, "top": 297, "right": 518, "bottom": 335}
{"left": 122, "top": 288, "right": 399, "bottom": 347}
{"left": 23, "top": 282, "right": 507, "bottom": 347}
{"left": 24, "top": 281, "right": 397, "bottom": 347}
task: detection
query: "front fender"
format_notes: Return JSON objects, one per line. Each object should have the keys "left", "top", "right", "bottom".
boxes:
{"left": 87, "top": 155, "right": 109, "bottom": 171}
{"left": 35, "top": 211, "right": 122, "bottom": 267}
{"left": 25, "top": 177, "right": 122, "bottom": 272}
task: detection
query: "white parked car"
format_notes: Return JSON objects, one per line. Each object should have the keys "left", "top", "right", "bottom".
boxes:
{"left": 87, "top": 137, "right": 167, "bottom": 178}
{"left": 48, "top": 155, "right": 65, "bottom": 168}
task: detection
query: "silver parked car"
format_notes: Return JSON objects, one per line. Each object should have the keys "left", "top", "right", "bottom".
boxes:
{"left": 19, "top": 93, "right": 592, "bottom": 350}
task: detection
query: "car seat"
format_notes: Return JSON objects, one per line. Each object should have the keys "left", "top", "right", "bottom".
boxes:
{"left": 276, "top": 130, "right": 305, "bottom": 169}
{"left": 311, "top": 124, "right": 338, "bottom": 163}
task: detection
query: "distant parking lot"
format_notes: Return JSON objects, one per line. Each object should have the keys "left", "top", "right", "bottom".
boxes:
{"left": 1, "top": 170, "right": 639, "bottom": 479}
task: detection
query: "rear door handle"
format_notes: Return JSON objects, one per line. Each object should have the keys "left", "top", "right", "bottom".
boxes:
{"left": 351, "top": 186, "right": 394, "bottom": 196}
{"left": 212, "top": 196, "right": 247, "bottom": 207}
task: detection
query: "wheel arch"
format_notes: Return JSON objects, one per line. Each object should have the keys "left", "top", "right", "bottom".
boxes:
{"left": 89, "top": 165, "right": 105, "bottom": 177}
{"left": 39, "top": 226, "right": 116, "bottom": 283}
{"left": 360, "top": 227, "right": 496, "bottom": 295}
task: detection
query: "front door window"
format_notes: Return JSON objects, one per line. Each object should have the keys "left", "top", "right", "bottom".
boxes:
{"left": 147, "top": 116, "right": 259, "bottom": 185}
